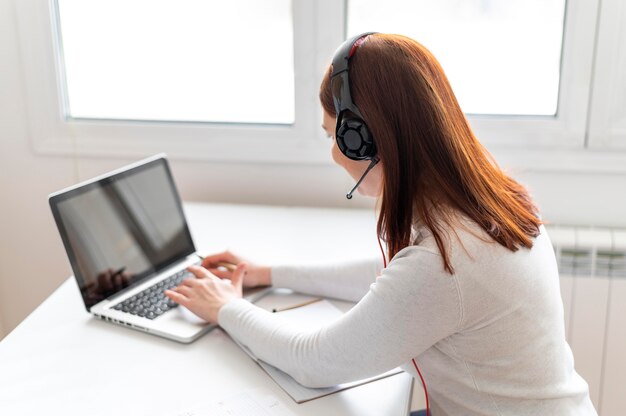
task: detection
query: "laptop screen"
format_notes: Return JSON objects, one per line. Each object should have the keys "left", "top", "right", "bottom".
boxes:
{"left": 49, "top": 157, "right": 195, "bottom": 310}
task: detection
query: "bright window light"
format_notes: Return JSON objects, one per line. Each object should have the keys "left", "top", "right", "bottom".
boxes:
{"left": 56, "top": 0, "right": 294, "bottom": 124}
{"left": 347, "top": 0, "right": 566, "bottom": 116}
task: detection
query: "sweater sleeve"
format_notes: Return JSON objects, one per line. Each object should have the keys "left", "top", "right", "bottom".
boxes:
{"left": 271, "top": 258, "right": 382, "bottom": 303}
{"left": 218, "top": 246, "right": 462, "bottom": 388}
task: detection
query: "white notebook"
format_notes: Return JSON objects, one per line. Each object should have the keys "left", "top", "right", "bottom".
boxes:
{"left": 231, "top": 295, "right": 402, "bottom": 403}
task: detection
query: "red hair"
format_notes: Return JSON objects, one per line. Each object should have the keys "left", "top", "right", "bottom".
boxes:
{"left": 320, "top": 34, "right": 541, "bottom": 273}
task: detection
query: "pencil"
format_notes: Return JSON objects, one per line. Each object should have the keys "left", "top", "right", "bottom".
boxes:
{"left": 272, "top": 298, "right": 323, "bottom": 313}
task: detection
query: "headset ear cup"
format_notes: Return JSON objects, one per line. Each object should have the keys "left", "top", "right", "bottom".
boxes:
{"left": 337, "top": 117, "right": 376, "bottom": 160}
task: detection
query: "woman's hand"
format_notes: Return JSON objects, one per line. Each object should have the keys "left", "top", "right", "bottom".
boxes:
{"left": 201, "top": 250, "right": 272, "bottom": 288}
{"left": 164, "top": 263, "right": 247, "bottom": 323}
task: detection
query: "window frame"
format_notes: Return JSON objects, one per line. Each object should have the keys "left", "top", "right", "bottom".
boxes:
{"left": 14, "top": 0, "right": 626, "bottom": 172}
{"left": 588, "top": 0, "right": 626, "bottom": 150}
{"left": 339, "top": 0, "right": 597, "bottom": 150}
{"left": 472, "top": 0, "right": 597, "bottom": 149}
{"left": 16, "top": 0, "right": 330, "bottom": 164}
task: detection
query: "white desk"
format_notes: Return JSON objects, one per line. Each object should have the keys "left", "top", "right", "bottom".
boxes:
{"left": 0, "top": 203, "right": 413, "bottom": 416}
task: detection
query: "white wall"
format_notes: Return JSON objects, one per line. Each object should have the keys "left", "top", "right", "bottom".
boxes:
{"left": 513, "top": 170, "right": 626, "bottom": 228}
{"left": 1, "top": 0, "right": 626, "bottom": 340}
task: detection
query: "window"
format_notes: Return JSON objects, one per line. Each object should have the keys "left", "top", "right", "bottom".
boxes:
{"left": 14, "top": 0, "right": 626, "bottom": 170}
{"left": 347, "top": 0, "right": 566, "bottom": 116}
{"left": 56, "top": 0, "right": 294, "bottom": 124}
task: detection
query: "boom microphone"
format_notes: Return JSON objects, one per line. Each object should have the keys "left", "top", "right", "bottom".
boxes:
{"left": 346, "top": 158, "right": 380, "bottom": 199}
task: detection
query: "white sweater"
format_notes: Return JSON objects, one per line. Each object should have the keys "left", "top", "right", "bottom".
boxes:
{"left": 218, "top": 218, "right": 597, "bottom": 415}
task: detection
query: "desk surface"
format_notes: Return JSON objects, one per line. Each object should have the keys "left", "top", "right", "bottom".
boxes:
{"left": 0, "top": 203, "right": 413, "bottom": 416}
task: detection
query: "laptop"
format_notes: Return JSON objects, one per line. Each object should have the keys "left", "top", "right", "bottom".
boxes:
{"left": 49, "top": 154, "right": 266, "bottom": 343}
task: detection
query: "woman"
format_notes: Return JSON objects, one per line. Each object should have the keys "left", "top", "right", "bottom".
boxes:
{"left": 165, "top": 33, "right": 596, "bottom": 415}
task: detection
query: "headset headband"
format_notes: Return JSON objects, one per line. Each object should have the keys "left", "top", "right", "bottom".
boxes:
{"left": 330, "top": 32, "right": 377, "bottom": 120}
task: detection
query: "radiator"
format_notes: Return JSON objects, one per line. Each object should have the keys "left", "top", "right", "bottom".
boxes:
{"left": 547, "top": 225, "right": 626, "bottom": 416}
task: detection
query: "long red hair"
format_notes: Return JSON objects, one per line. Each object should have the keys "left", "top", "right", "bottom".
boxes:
{"left": 320, "top": 34, "right": 541, "bottom": 273}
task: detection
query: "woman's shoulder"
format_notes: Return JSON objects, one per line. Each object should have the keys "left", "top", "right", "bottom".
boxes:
{"left": 410, "top": 212, "right": 490, "bottom": 252}
{"left": 409, "top": 211, "right": 550, "bottom": 268}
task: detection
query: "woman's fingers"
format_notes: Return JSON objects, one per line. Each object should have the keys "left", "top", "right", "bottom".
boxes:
{"left": 164, "top": 259, "right": 244, "bottom": 323}
{"left": 164, "top": 289, "right": 189, "bottom": 306}
{"left": 207, "top": 268, "right": 231, "bottom": 279}
{"left": 201, "top": 250, "right": 240, "bottom": 269}
{"left": 187, "top": 265, "right": 211, "bottom": 279}
{"left": 179, "top": 278, "right": 198, "bottom": 288}
{"left": 230, "top": 263, "right": 247, "bottom": 292}
{"left": 175, "top": 285, "right": 194, "bottom": 296}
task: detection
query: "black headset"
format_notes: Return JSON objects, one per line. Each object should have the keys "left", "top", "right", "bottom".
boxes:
{"left": 331, "top": 32, "right": 379, "bottom": 199}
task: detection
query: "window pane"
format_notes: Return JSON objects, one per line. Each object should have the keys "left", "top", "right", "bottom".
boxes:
{"left": 347, "top": 0, "right": 565, "bottom": 116}
{"left": 56, "top": 0, "right": 294, "bottom": 124}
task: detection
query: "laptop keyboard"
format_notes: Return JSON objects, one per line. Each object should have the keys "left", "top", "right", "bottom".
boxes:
{"left": 111, "top": 269, "right": 192, "bottom": 320}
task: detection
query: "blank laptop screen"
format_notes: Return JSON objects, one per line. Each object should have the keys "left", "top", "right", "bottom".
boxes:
{"left": 50, "top": 159, "right": 195, "bottom": 310}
